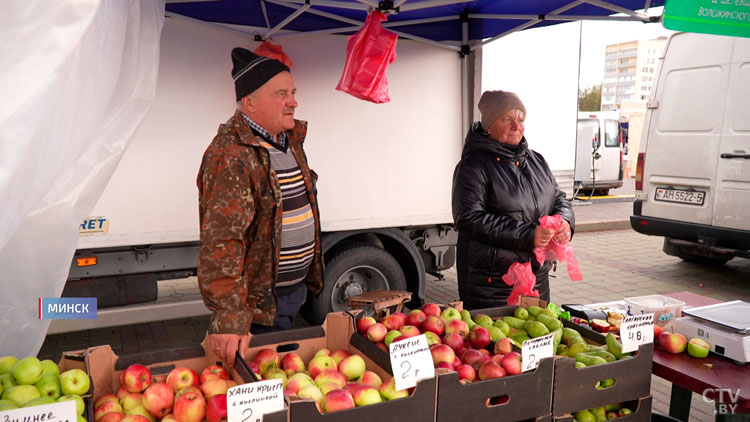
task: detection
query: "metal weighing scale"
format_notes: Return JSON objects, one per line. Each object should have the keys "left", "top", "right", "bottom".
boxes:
{"left": 670, "top": 300, "right": 750, "bottom": 364}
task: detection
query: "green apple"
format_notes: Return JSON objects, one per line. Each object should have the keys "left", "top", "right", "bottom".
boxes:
{"left": 40, "top": 360, "right": 60, "bottom": 377}
{"left": 11, "top": 357, "right": 43, "bottom": 385}
{"left": 441, "top": 307, "right": 461, "bottom": 322}
{"left": 687, "top": 337, "right": 710, "bottom": 358}
{"left": 0, "top": 374, "right": 16, "bottom": 391}
{"left": 0, "top": 357, "right": 19, "bottom": 375}
{"left": 57, "top": 394, "right": 85, "bottom": 416}
{"left": 3, "top": 385, "right": 41, "bottom": 406}
{"left": 23, "top": 397, "right": 56, "bottom": 408}
{"left": 59, "top": 369, "right": 90, "bottom": 395}
{"left": 77, "top": 416, "right": 86, "bottom": 422}
{"left": 0, "top": 399, "right": 19, "bottom": 411}
{"left": 34, "top": 373, "right": 62, "bottom": 399}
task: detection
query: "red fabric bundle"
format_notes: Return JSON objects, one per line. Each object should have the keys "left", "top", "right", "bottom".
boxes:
{"left": 254, "top": 40, "right": 293, "bottom": 68}
{"left": 533, "top": 215, "right": 583, "bottom": 281}
{"left": 335, "top": 10, "right": 397, "bottom": 104}
{"left": 502, "top": 262, "right": 539, "bottom": 306}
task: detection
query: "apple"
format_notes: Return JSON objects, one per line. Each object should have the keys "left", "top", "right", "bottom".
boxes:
{"left": 659, "top": 331, "right": 687, "bottom": 354}
{"left": 494, "top": 337, "right": 513, "bottom": 355}
{"left": 314, "top": 349, "right": 331, "bottom": 357}
{"left": 120, "top": 392, "right": 144, "bottom": 412}
{"left": 152, "top": 375, "right": 167, "bottom": 384}
{"left": 3, "top": 385, "right": 41, "bottom": 406}
{"left": 378, "top": 378, "right": 409, "bottom": 400}
{"left": 654, "top": 325, "right": 665, "bottom": 339}
{"left": 423, "top": 331, "right": 441, "bottom": 346}
{"left": 297, "top": 385, "right": 324, "bottom": 403}
{"left": 445, "top": 319, "right": 470, "bottom": 339}
{"left": 342, "top": 382, "right": 362, "bottom": 395}
{"left": 357, "top": 370, "right": 382, "bottom": 389}
{"left": 443, "top": 332, "right": 465, "bottom": 353}
{"left": 478, "top": 361, "right": 506, "bottom": 380}
{"left": 399, "top": 325, "right": 421, "bottom": 338}
{"left": 120, "top": 416, "right": 151, "bottom": 422}
{"left": 116, "top": 387, "right": 129, "bottom": 399}
{"left": 39, "top": 360, "right": 60, "bottom": 377}
{"left": 314, "top": 369, "right": 347, "bottom": 389}
{"left": 263, "top": 368, "right": 288, "bottom": 387}
{"left": 319, "top": 381, "right": 341, "bottom": 396}
{"left": 57, "top": 394, "right": 85, "bottom": 415}
{"left": 456, "top": 364, "right": 476, "bottom": 382}
{"left": 501, "top": 352, "right": 523, "bottom": 375}
{"left": 384, "top": 330, "right": 402, "bottom": 347}
{"left": 281, "top": 353, "right": 306, "bottom": 375}
{"left": 166, "top": 367, "right": 199, "bottom": 393}
{"left": 93, "top": 394, "right": 118, "bottom": 409}
{"left": 441, "top": 307, "right": 462, "bottom": 322}
{"left": 366, "top": 323, "right": 388, "bottom": 343}
{"left": 205, "top": 394, "right": 227, "bottom": 422}
{"left": 392, "top": 312, "right": 407, "bottom": 325}
{"left": 200, "top": 365, "right": 230, "bottom": 384}
{"left": 125, "top": 404, "right": 156, "bottom": 422}
{"left": 11, "top": 357, "right": 44, "bottom": 385}
{"left": 430, "top": 344, "right": 456, "bottom": 366}
{"left": 356, "top": 316, "right": 377, "bottom": 335}
{"left": 161, "top": 415, "right": 177, "bottom": 422}
{"left": 286, "top": 373, "right": 315, "bottom": 395}
{"left": 435, "top": 362, "right": 453, "bottom": 370}
{"left": 352, "top": 385, "right": 382, "bottom": 406}
{"left": 98, "top": 412, "right": 126, "bottom": 422}
{"left": 141, "top": 382, "right": 174, "bottom": 418}
{"left": 0, "top": 357, "right": 19, "bottom": 375}
{"left": 422, "top": 316, "right": 445, "bottom": 336}
{"left": 461, "top": 349, "right": 486, "bottom": 369}
{"left": 330, "top": 350, "right": 351, "bottom": 366}
{"left": 376, "top": 342, "right": 388, "bottom": 352}
{"left": 322, "top": 389, "right": 355, "bottom": 413}
{"left": 95, "top": 401, "right": 124, "bottom": 421}
{"left": 34, "top": 373, "right": 62, "bottom": 399}
{"left": 406, "top": 310, "right": 427, "bottom": 329}
{"left": 252, "top": 349, "right": 280, "bottom": 376}
{"left": 381, "top": 314, "right": 403, "bottom": 331}
{"left": 687, "top": 337, "right": 710, "bottom": 358}
{"left": 422, "top": 303, "right": 441, "bottom": 317}
{"left": 308, "top": 355, "right": 337, "bottom": 379}
{"left": 120, "top": 364, "right": 151, "bottom": 393}
{"left": 173, "top": 390, "right": 206, "bottom": 422}
{"left": 338, "top": 355, "right": 366, "bottom": 380}
{"left": 469, "top": 326, "right": 491, "bottom": 349}
{"left": 22, "top": 397, "right": 56, "bottom": 408}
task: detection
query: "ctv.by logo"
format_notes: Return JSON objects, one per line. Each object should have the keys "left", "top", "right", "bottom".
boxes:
{"left": 702, "top": 388, "right": 742, "bottom": 415}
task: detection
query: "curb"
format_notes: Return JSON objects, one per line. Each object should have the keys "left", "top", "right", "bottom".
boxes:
{"left": 575, "top": 220, "right": 631, "bottom": 233}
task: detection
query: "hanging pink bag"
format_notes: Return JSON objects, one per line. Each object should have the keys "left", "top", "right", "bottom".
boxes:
{"left": 533, "top": 215, "right": 583, "bottom": 281}
{"left": 502, "top": 262, "right": 539, "bottom": 306}
{"left": 335, "top": 10, "right": 397, "bottom": 104}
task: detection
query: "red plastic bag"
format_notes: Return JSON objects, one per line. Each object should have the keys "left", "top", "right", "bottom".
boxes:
{"left": 533, "top": 215, "right": 583, "bottom": 281}
{"left": 502, "top": 262, "right": 538, "bottom": 306}
{"left": 254, "top": 40, "right": 293, "bottom": 68}
{"left": 335, "top": 10, "right": 397, "bottom": 104}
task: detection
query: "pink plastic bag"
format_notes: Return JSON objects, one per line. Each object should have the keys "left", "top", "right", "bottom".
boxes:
{"left": 502, "top": 262, "right": 538, "bottom": 306}
{"left": 533, "top": 215, "right": 583, "bottom": 281}
{"left": 335, "top": 10, "right": 397, "bottom": 104}
{"left": 254, "top": 40, "right": 293, "bottom": 68}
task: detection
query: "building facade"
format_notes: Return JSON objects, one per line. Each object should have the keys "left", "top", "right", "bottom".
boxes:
{"left": 601, "top": 37, "right": 666, "bottom": 111}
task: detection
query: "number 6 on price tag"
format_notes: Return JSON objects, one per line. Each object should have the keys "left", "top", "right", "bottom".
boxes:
{"left": 620, "top": 313, "right": 654, "bottom": 353}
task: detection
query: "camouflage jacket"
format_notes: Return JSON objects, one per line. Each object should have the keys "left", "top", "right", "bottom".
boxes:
{"left": 197, "top": 111, "right": 323, "bottom": 335}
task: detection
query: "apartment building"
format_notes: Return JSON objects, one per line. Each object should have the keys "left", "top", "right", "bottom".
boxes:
{"left": 601, "top": 37, "right": 666, "bottom": 111}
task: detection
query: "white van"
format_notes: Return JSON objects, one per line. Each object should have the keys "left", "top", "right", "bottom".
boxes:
{"left": 631, "top": 32, "right": 750, "bottom": 264}
{"left": 575, "top": 111, "right": 624, "bottom": 195}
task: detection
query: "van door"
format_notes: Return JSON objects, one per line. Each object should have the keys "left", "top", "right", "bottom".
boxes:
{"left": 599, "top": 118, "right": 621, "bottom": 183}
{"left": 713, "top": 38, "right": 750, "bottom": 231}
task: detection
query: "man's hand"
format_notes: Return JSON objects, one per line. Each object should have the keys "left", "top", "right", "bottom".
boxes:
{"left": 533, "top": 225, "right": 555, "bottom": 248}
{"left": 553, "top": 219, "right": 572, "bottom": 243}
{"left": 208, "top": 333, "right": 250, "bottom": 366}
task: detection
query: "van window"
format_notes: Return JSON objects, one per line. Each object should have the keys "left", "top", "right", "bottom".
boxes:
{"left": 604, "top": 120, "right": 620, "bottom": 147}
{"left": 658, "top": 67, "right": 722, "bottom": 132}
{"left": 578, "top": 119, "right": 599, "bottom": 149}
{"left": 733, "top": 64, "right": 750, "bottom": 132}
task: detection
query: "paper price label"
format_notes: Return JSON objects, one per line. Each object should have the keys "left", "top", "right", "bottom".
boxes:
{"left": 389, "top": 334, "right": 435, "bottom": 391}
{"left": 621, "top": 313, "right": 654, "bottom": 353}
{"left": 227, "top": 379, "right": 284, "bottom": 422}
{"left": 0, "top": 397, "right": 76, "bottom": 422}
{"left": 522, "top": 334, "right": 554, "bottom": 372}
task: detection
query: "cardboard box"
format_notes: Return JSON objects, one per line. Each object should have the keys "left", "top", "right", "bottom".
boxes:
{"left": 85, "top": 343, "right": 288, "bottom": 422}
{"left": 57, "top": 349, "right": 95, "bottom": 421}
{"left": 240, "top": 312, "right": 437, "bottom": 422}
{"left": 552, "top": 320, "right": 653, "bottom": 416}
{"left": 553, "top": 396, "right": 652, "bottom": 422}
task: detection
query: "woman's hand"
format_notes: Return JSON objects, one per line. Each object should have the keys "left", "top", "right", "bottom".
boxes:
{"left": 554, "top": 219, "right": 571, "bottom": 243}
{"left": 534, "top": 225, "right": 555, "bottom": 248}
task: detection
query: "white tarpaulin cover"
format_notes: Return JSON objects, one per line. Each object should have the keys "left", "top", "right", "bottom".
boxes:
{"left": 0, "top": 0, "right": 164, "bottom": 356}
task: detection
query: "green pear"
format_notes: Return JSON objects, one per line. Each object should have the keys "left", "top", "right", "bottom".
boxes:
{"left": 0, "top": 374, "right": 16, "bottom": 391}
{"left": 473, "top": 314, "right": 494, "bottom": 328}
{"left": 11, "top": 357, "right": 43, "bottom": 385}
{"left": 0, "top": 399, "right": 18, "bottom": 411}
{"left": 40, "top": 360, "right": 60, "bottom": 377}
{"left": 487, "top": 325, "right": 506, "bottom": 342}
{"left": 23, "top": 397, "right": 56, "bottom": 408}
{"left": 0, "top": 357, "right": 19, "bottom": 375}
{"left": 57, "top": 394, "right": 85, "bottom": 416}
{"left": 35, "top": 374, "right": 62, "bottom": 399}
{"left": 3, "top": 384, "right": 41, "bottom": 406}
{"left": 493, "top": 319, "right": 510, "bottom": 336}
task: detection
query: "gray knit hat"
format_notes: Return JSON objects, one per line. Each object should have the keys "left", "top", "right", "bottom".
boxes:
{"left": 478, "top": 90, "right": 526, "bottom": 130}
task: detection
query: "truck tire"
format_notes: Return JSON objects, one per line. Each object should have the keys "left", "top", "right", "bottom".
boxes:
{"left": 305, "top": 244, "right": 407, "bottom": 325}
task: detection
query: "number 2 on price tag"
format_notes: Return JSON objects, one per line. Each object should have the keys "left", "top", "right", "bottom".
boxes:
{"left": 620, "top": 313, "right": 654, "bottom": 353}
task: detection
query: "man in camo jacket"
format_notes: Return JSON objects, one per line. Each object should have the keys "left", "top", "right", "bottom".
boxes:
{"left": 197, "top": 48, "right": 323, "bottom": 365}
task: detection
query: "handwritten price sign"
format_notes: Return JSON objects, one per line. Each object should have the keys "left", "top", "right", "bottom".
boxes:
{"left": 620, "top": 313, "right": 654, "bottom": 353}
{"left": 227, "top": 379, "right": 284, "bottom": 422}
{"left": 522, "top": 334, "right": 554, "bottom": 372}
{"left": 389, "top": 334, "right": 435, "bottom": 391}
{"left": 0, "top": 398, "right": 76, "bottom": 422}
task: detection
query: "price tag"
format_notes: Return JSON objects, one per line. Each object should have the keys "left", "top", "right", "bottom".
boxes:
{"left": 0, "top": 398, "right": 76, "bottom": 422}
{"left": 620, "top": 313, "right": 654, "bottom": 353}
{"left": 227, "top": 379, "right": 284, "bottom": 422}
{"left": 521, "top": 334, "right": 554, "bottom": 372}
{"left": 389, "top": 334, "right": 435, "bottom": 391}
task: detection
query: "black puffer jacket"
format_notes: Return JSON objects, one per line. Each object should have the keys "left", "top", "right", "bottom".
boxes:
{"left": 452, "top": 123, "right": 574, "bottom": 309}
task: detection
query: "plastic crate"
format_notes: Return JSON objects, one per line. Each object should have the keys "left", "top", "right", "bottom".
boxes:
{"left": 624, "top": 295, "right": 685, "bottom": 326}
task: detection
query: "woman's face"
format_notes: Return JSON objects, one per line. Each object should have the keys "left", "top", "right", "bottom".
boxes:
{"left": 488, "top": 109, "right": 525, "bottom": 146}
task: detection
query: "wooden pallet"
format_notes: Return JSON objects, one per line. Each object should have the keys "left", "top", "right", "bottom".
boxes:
{"left": 347, "top": 290, "right": 412, "bottom": 318}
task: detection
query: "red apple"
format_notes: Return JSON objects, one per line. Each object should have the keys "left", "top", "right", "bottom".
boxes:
{"left": 314, "top": 369, "right": 347, "bottom": 389}
{"left": 120, "top": 416, "right": 150, "bottom": 422}
{"left": 659, "top": 331, "right": 687, "bottom": 354}
{"left": 95, "top": 402, "right": 124, "bottom": 421}
{"left": 286, "top": 373, "right": 315, "bottom": 395}
{"left": 200, "top": 379, "right": 229, "bottom": 400}
{"left": 443, "top": 332, "right": 465, "bottom": 353}
{"left": 357, "top": 371, "right": 382, "bottom": 389}
{"left": 501, "top": 352, "right": 523, "bottom": 375}
{"left": 166, "top": 367, "right": 199, "bottom": 393}
{"left": 120, "top": 364, "right": 152, "bottom": 393}
{"left": 494, "top": 337, "right": 513, "bottom": 355}
{"left": 342, "top": 382, "right": 362, "bottom": 396}
{"left": 199, "top": 365, "right": 230, "bottom": 384}
{"left": 490, "top": 354, "right": 505, "bottom": 365}
{"left": 654, "top": 325, "right": 665, "bottom": 339}
{"left": 430, "top": 344, "right": 456, "bottom": 366}
{"left": 322, "top": 389, "right": 355, "bottom": 413}
{"left": 469, "top": 326, "right": 491, "bottom": 349}
{"left": 330, "top": 350, "right": 351, "bottom": 366}
{"left": 120, "top": 392, "right": 144, "bottom": 412}
{"left": 399, "top": 325, "right": 421, "bottom": 338}
{"left": 308, "top": 355, "right": 337, "bottom": 379}
{"left": 445, "top": 319, "right": 470, "bottom": 339}
{"left": 456, "top": 364, "right": 476, "bottom": 382}
{"left": 422, "top": 303, "right": 441, "bottom": 317}
{"left": 366, "top": 323, "right": 388, "bottom": 343}
{"left": 281, "top": 353, "right": 306, "bottom": 375}
{"left": 478, "top": 361, "right": 506, "bottom": 380}
{"left": 161, "top": 415, "right": 177, "bottom": 422}
{"left": 422, "top": 316, "right": 445, "bottom": 336}
{"left": 173, "top": 390, "right": 205, "bottom": 422}
{"left": 392, "top": 312, "right": 407, "bottom": 325}
{"left": 338, "top": 355, "right": 366, "bottom": 381}
{"left": 461, "top": 349, "right": 486, "bottom": 369}
{"left": 174, "top": 386, "right": 201, "bottom": 401}
{"left": 98, "top": 412, "right": 125, "bottom": 422}
{"left": 375, "top": 342, "right": 388, "bottom": 352}
{"left": 435, "top": 362, "right": 454, "bottom": 370}
{"left": 205, "top": 394, "right": 227, "bottom": 422}
{"left": 251, "top": 350, "right": 279, "bottom": 376}
{"left": 381, "top": 314, "right": 403, "bottom": 331}
{"left": 406, "top": 310, "right": 427, "bottom": 329}
{"left": 356, "top": 316, "right": 377, "bottom": 335}
{"left": 94, "top": 394, "right": 119, "bottom": 409}
{"left": 152, "top": 375, "right": 166, "bottom": 384}
{"left": 141, "top": 382, "right": 174, "bottom": 418}
{"left": 116, "top": 387, "right": 129, "bottom": 399}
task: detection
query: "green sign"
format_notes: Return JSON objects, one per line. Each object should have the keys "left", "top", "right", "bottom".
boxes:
{"left": 663, "top": 0, "right": 750, "bottom": 38}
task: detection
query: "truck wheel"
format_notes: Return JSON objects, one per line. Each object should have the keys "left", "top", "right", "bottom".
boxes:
{"left": 305, "top": 244, "right": 407, "bottom": 325}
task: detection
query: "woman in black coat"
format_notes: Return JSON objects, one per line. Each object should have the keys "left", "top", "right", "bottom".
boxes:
{"left": 452, "top": 90, "right": 574, "bottom": 309}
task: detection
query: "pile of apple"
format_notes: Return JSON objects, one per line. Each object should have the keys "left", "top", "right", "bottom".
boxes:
{"left": 654, "top": 325, "right": 710, "bottom": 358}
{"left": 0, "top": 355, "right": 90, "bottom": 420}
{"left": 573, "top": 403, "right": 635, "bottom": 422}
{"left": 91, "top": 363, "right": 234, "bottom": 422}
{"left": 248, "top": 346, "right": 406, "bottom": 414}
{"left": 356, "top": 303, "right": 532, "bottom": 383}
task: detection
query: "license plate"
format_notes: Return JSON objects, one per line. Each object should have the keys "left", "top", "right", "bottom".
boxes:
{"left": 654, "top": 187, "right": 706, "bottom": 205}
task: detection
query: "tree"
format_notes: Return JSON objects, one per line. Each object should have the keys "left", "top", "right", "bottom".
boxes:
{"left": 578, "top": 84, "right": 602, "bottom": 111}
